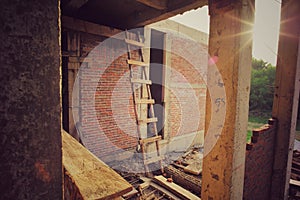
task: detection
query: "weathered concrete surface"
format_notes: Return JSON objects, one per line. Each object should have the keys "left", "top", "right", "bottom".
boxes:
{"left": 202, "top": 0, "right": 254, "bottom": 199}
{"left": 0, "top": 0, "right": 62, "bottom": 199}
{"left": 271, "top": 0, "right": 300, "bottom": 199}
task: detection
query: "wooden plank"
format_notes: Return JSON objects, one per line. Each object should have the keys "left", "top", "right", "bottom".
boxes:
{"left": 139, "top": 182, "right": 150, "bottom": 190}
{"left": 184, "top": 161, "right": 203, "bottom": 175}
{"left": 149, "top": 182, "right": 182, "bottom": 200}
{"left": 131, "top": 78, "right": 152, "bottom": 85}
{"left": 127, "top": 59, "right": 149, "bottom": 67}
{"left": 291, "top": 167, "right": 300, "bottom": 175}
{"left": 144, "top": 155, "right": 164, "bottom": 165}
{"left": 172, "top": 162, "right": 186, "bottom": 169}
{"left": 292, "top": 161, "right": 300, "bottom": 169}
{"left": 140, "top": 135, "right": 162, "bottom": 144}
{"left": 138, "top": 117, "right": 158, "bottom": 124}
{"left": 290, "top": 179, "right": 300, "bottom": 187}
{"left": 135, "top": 99, "right": 155, "bottom": 104}
{"left": 62, "top": 16, "right": 122, "bottom": 39}
{"left": 62, "top": 130, "right": 133, "bottom": 199}
{"left": 122, "top": 188, "right": 138, "bottom": 199}
{"left": 125, "top": 38, "right": 144, "bottom": 47}
{"left": 153, "top": 175, "right": 201, "bottom": 200}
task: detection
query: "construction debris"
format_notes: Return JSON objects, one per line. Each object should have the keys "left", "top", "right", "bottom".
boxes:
{"left": 114, "top": 147, "right": 204, "bottom": 199}
{"left": 62, "top": 131, "right": 132, "bottom": 199}
{"left": 173, "top": 148, "right": 203, "bottom": 175}
{"left": 289, "top": 150, "right": 300, "bottom": 199}
{"left": 164, "top": 165, "right": 201, "bottom": 196}
{"left": 153, "top": 175, "right": 201, "bottom": 200}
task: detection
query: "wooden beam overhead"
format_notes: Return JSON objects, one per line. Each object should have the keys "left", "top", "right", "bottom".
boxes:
{"left": 62, "top": 16, "right": 122, "bottom": 38}
{"left": 136, "top": 0, "right": 167, "bottom": 10}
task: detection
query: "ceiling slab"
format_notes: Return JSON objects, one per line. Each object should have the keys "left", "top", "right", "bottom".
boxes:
{"left": 61, "top": 0, "right": 208, "bottom": 29}
{"left": 136, "top": 0, "right": 168, "bottom": 10}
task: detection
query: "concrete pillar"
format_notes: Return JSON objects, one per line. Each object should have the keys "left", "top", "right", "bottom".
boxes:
{"left": 271, "top": 0, "right": 300, "bottom": 199}
{"left": 0, "top": 0, "right": 62, "bottom": 199}
{"left": 67, "top": 32, "right": 80, "bottom": 140}
{"left": 201, "top": 0, "right": 254, "bottom": 199}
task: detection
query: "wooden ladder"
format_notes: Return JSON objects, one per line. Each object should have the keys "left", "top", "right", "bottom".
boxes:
{"left": 125, "top": 30, "right": 164, "bottom": 177}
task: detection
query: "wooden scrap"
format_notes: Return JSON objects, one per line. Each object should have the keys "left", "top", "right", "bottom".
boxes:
{"left": 290, "top": 179, "right": 300, "bottom": 187}
{"left": 149, "top": 182, "right": 181, "bottom": 200}
{"left": 184, "top": 161, "right": 203, "bottom": 175}
{"left": 122, "top": 188, "right": 138, "bottom": 199}
{"left": 62, "top": 130, "right": 132, "bottom": 199}
{"left": 172, "top": 162, "right": 186, "bottom": 169}
{"left": 153, "top": 175, "right": 201, "bottom": 200}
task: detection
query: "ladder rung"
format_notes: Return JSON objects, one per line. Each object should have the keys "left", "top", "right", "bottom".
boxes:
{"left": 131, "top": 78, "right": 152, "bottom": 85}
{"left": 124, "top": 39, "right": 144, "bottom": 47}
{"left": 140, "top": 136, "right": 162, "bottom": 144}
{"left": 138, "top": 117, "right": 158, "bottom": 124}
{"left": 144, "top": 155, "right": 164, "bottom": 165}
{"left": 127, "top": 59, "right": 149, "bottom": 67}
{"left": 135, "top": 99, "right": 155, "bottom": 104}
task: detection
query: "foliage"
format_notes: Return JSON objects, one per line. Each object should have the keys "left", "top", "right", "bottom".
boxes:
{"left": 249, "top": 58, "right": 276, "bottom": 113}
{"left": 248, "top": 115, "right": 268, "bottom": 124}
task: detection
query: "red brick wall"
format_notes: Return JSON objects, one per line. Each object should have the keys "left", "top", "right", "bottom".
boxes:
{"left": 243, "top": 119, "right": 277, "bottom": 200}
{"left": 68, "top": 31, "right": 140, "bottom": 158}
{"left": 168, "top": 34, "right": 207, "bottom": 138}
{"left": 65, "top": 28, "right": 208, "bottom": 159}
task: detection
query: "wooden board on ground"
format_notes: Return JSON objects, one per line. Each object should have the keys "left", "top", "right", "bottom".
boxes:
{"left": 149, "top": 182, "right": 182, "bottom": 200}
{"left": 184, "top": 161, "right": 203, "bottom": 175}
{"left": 122, "top": 188, "right": 138, "bottom": 199}
{"left": 290, "top": 179, "right": 300, "bottom": 187}
{"left": 62, "top": 130, "right": 132, "bottom": 199}
{"left": 153, "top": 175, "right": 201, "bottom": 200}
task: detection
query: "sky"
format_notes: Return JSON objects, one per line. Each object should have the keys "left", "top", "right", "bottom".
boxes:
{"left": 170, "top": 0, "right": 281, "bottom": 66}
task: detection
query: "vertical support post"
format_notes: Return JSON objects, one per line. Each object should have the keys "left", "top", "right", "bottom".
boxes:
{"left": 271, "top": 0, "right": 300, "bottom": 199}
{"left": 67, "top": 32, "right": 81, "bottom": 140}
{"left": 201, "top": 0, "right": 254, "bottom": 199}
{"left": 0, "top": 0, "right": 62, "bottom": 198}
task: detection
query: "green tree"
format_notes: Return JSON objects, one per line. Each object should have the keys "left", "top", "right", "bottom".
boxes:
{"left": 252, "top": 58, "right": 268, "bottom": 70}
{"left": 249, "top": 58, "right": 276, "bottom": 114}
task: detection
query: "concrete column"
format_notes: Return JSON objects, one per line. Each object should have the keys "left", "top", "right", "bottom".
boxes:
{"left": 201, "top": 0, "right": 254, "bottom": 199}
{"left": 0, "top": 0, "right": 62, "bottom": 199}
{"left": 271, "top": 0, "right": 300, "bottom": 199}
{"left": 67, "top": 32, "right": 80, "bottom": 140}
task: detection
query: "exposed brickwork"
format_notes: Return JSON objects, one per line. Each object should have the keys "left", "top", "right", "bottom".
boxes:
{"left": 77, "top": 31, "right": 139, "bottom": 158}
{"left": 64, "top": 27, "right": 208, "bottom": 159}
{"left": 168, "top": 34, "right": 207, "bottom": 138}
{"left": 243, "top": 119, "right": 277, "bottom": 200}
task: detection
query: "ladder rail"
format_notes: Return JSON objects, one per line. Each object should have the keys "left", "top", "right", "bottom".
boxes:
{"left": 137, "top": 31, "right": 164, "bottom": 174}
{"left": 125, "top": 30, "right": 142, "bottom": 140}
{"left": 126, "top": 30, "right": 164, "bottom": 175}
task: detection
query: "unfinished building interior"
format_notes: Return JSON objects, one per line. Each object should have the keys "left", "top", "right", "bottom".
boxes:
{"left": 1, "top": 0, "right": 300, "bottom": 199}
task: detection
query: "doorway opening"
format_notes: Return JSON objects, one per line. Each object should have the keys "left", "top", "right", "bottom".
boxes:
{"left": 149, "top": 29, "right": 165, "bottom": 138}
